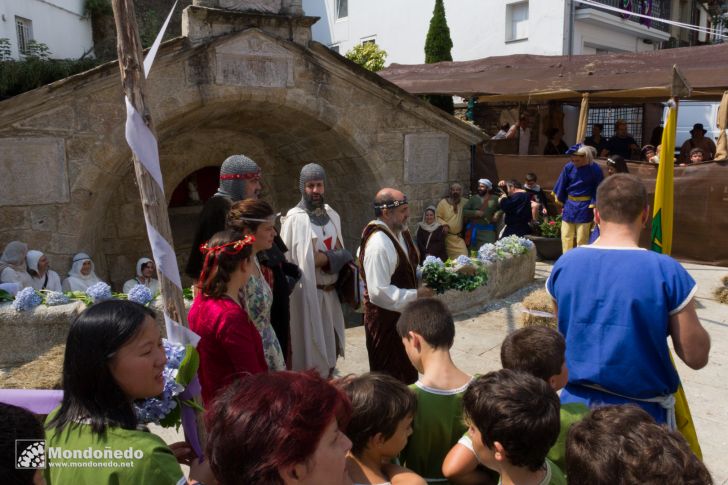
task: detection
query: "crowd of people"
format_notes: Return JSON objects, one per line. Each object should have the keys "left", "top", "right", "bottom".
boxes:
{"left": 0, "top": 148, "right": 714, "bottom": 484}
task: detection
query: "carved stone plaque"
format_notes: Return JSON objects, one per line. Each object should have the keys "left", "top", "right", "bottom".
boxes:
{"left": 0, "top": 138, "right": 69, "bottom": 206}
{"left": 215, "top": 31, "right": 294, "bottom": 88}
{"left": 404, "top": 133, "right": 449, "bottom": 184}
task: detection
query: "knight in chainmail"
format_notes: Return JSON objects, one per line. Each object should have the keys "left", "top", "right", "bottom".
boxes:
{"left": 185, "top": 154, "right": 262, "bottom": 280}
{"left": 280, "top": 163, "right": 353, "bottom": 377}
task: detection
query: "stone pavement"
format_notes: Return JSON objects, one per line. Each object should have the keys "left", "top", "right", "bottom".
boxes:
{"left": 156, "top": 260, "right": 728, "bottom": 483}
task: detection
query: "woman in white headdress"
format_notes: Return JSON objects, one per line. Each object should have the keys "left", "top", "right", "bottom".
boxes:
{"left": 62, "top": 253, "right": 104, "bottom": 292}
{"left": 122, "top": 257, "right": 160, "bottom": 295}
{"left": 27, "top": 250, "right": 63, "bottom": 292}
{"left": 0, "top": 241, "right": 33, "bottom": 288}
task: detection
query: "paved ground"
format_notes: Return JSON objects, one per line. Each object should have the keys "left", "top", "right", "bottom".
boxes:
{"left": 156, "top": 260, "right": 728, "bottom": 483}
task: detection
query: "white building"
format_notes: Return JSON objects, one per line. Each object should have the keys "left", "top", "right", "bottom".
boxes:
{"left": 0, "top": 0, "right": 93, "bottom": 60}
{"left": 303, "top": 0, "right": 678, "bottom": 65}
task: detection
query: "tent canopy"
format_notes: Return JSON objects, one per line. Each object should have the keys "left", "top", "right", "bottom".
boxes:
{"left": 379, "top": 43, "right": 728, "bottom": 103}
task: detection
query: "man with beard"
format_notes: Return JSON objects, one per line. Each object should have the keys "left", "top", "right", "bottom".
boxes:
{"left": 280, "top": 163, "right": 352, "bottom": 377}
{"left": 359, "top": 188, "right": 434, "bottom": 383}
{"left": 462, "top": 178, "right": 498, "bottom": 249}
{"left": 187, "top": 154, "right": 300, "bottom": 362}
{"left": 436, "top": 183, "right": 469, "bottom": 259}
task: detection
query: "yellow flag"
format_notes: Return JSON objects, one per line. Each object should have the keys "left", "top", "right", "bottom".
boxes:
{"left": 651, "top": 101, "right": 677, "bottom": 254}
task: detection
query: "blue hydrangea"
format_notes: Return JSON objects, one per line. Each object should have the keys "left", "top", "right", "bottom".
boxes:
{"left": 85, "top": 282, "right": 112, "bottom": 303}
{"left": 12, "top": 287, "right": 42, "bottom": 312}
{"left": 423, "top": 255, "right": 445, "bottom": 268}
{"left": 477, "top": 243, "right": 500, "bottom": 264}
{"left": 44, "top": 291, "right": 70, "bottom": 306}
{"left": 127, "top": 284, "right": 153, "bottom": 305}
{"left": 134, "top": 339, "right": 187, "bottom": 424}
{"left": 455, "top": 255, "right": 474, "bottom": 266}
{"left": 495, "top": 235, "right": 529, "bottom": 256}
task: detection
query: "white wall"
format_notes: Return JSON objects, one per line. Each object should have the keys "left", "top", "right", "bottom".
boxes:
{"left": 0, "top": 0, "right": 93, "bottom": 60}
{"left": 304, "top": 0, "right": 568, "bottom": 65}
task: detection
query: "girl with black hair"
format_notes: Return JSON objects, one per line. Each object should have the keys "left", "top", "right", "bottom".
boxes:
{"left": 188, "top": 229, "right": 267, "bottom": 405}
{"left": 45, "top": 300, "right": 212, "bottom": 484}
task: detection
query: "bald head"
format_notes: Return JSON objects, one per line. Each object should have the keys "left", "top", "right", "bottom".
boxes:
{"left": 373, "top": 188, "right": 409, "bottom": 232}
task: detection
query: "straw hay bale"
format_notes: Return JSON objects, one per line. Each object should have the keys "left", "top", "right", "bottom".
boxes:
{"left": 520, "top": 289, "right": 557, "bottom": 329}
{"left": 0, "top": 344, "right": 64, "bottom": 390}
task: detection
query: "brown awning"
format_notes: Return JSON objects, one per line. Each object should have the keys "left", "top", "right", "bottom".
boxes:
{"left": 379, "top": 43, "right": 728, "bottom": 102}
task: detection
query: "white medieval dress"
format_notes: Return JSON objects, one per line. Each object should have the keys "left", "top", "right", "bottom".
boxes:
{"left": 280, "top": 205, "right": 346, "bottom": 376}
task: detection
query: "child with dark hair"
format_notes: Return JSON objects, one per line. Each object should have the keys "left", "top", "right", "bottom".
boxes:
{"left": 395, "top": 298, "right": 473, "bottom": 482}
{"left": 566, "top": 405, "right": 713, "bottom": 485}
{"left": 45, "top": 300, "right": 212, "bottom": 484}
{"left": 444, "top": 327, "right": 587, "bottom": 481}
{"left": 462, "top": 369, "right": 566, "bottom": 485}
{"left": 0, "top": 403, "right": 44, "bottom": 485}
{"left": 188, "top": 229, "right": 267, "bottom": 405}
{"left": 341, "top": 373, "right": 425, "bottom": 485}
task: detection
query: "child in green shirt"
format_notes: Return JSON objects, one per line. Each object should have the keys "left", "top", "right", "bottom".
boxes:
{"left": 443, "top": 326, "right": 588, "bottom": 482}
{"left": 395, "top": 298, "right": 473, "bottom": 482}
{"left": 462, "top": 370, "right": 566, "bottom": 485}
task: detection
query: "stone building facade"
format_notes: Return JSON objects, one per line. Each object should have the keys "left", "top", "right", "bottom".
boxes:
{"left": 0, "top": 0, "right": 483, "bottom": 290}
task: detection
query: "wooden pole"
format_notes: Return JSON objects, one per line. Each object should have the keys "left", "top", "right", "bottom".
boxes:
{"left": 714, "top": 90, "right": 728, "bottom": 161}
{"left": 110, "top": 0, "right": 187, "bottom": 328}
{"left": 575, "top": 92, "right": 590, "bottom": 145}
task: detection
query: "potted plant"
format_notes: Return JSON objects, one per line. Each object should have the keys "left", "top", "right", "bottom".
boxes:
{"left": 528, "top": 215, "right": 563, "bottom": 260}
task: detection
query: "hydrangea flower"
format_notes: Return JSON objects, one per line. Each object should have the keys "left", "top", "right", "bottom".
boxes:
{"left": 422, "top": 255, "right": 445, "bottom": 268}
{"left": 134, "top": 339, "right": 187, "bottom": 424}
{"left": 12, "top": 287, "right": 42, "bottom": 312}
{"left": 127, "top": 284, "right": 153, "bottom": 305}
{"left": 86, "top": 282, "right": 112, "bottom": 303}
{"left": 477, "top": 244, "right": 500, "bottom": 264}
{"left": 44, "top": 291, "right": 70, "bottom": 306}
{"left": 454, "top": 255, "right": 474, "bottom": 266}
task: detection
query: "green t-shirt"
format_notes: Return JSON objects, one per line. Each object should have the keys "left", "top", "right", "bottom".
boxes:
{"left": 547, "top": 402, "right": 589, "bottom": 472}
{"left": 497, "top": 458, "right": 566, "bottom": 485}
{"left": 44, "top": 411, "right": 183, "bottom": 485}
{"left": 400, "top": 380, "right": 470, "bottom": 482}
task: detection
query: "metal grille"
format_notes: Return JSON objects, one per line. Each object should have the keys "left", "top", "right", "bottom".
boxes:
{"left": 15, "top": 17, "right": 32, "bottom": 55}
{"left": 577, "top": 0, "right": 672, "bottom": 33}
{"left": 586, "top": 106, "right": 644, "bottom": 146}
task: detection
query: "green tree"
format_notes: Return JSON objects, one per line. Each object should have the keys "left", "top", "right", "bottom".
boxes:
{"left": 345, "top": 42, "right": 387, "bottom": 72}
{"left": 423, "top": 0, "right": 454, "bottom": 114}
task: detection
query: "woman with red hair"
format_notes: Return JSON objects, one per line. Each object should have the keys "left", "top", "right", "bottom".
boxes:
{"left": 188, "top": 229, "right": 267, "bottom": 405}
{"left": 206, "top": 371, "right": 353, "bottom": 485}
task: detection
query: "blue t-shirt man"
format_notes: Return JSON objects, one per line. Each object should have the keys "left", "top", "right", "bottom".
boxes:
{"left": 546, "top": 246, "right": 697, "bottom": 424}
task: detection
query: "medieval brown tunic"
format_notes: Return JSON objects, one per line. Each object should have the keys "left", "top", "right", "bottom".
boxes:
{"left": 359, "top": 223, "right": 420, "bottom": 384}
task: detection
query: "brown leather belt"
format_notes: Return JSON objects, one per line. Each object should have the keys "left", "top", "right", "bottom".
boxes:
{"left": 316, "top": 284, "right": 337, "bottom": 292}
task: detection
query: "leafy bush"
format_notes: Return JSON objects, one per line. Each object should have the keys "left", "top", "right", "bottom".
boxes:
{"left": 345, "top": 43, "right": 387, "bottom": 72}
{"left": 538, "top": 215, "right": 562, "bottom": 238}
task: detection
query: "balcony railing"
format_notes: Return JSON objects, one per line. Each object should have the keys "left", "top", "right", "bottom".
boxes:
{"left": 577, "top": 0, "right": 672, "bottom": 33}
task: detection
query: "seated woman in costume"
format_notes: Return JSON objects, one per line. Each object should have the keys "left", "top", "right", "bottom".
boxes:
{"left": 123, "top": 257, "right": 160, "bottom": 295}
{"left": 62, "top": 253, "right": 106, "bottom": 292}
{"left": 188, "top": 229, "right": 267, "bottom": 405}
{"left": 45, "top": 300, "right": 212, "bottom": 485}
{"left": 415, "top": 206, "right": 447, "bottom": 264}
{"left": 205, "top": 370, "right": 352, "bottom": 485}
{"left": 226, "top": 200, "right": 286, "bottom": 371}
{"left": 26, "top": 249, "right": 63, "bottom": 292}
{"left": 0, "top": 241, "right": 33, "bottom": 289}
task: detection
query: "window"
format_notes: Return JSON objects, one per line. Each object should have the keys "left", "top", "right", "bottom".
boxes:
{"left": 329, "top": 44, "right": 340, "bottom": 53}
{"left": 362, "top": 38, "right": 376, "bottom": 45}
{"left": 587, "top": 106, "right": 644, "bottom": 146}
{"left": 336, "top": 0, "right": 348, "bottom": 19}
{"left": 506, "top": 2, "right": 528, "bottom": 42}
{"left": 15, "top": 17, "right": 33, "bottom": 55}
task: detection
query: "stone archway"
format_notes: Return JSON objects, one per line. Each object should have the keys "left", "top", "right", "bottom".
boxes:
{"left": 0, "top": 6, "right": 483, "bottom": 287}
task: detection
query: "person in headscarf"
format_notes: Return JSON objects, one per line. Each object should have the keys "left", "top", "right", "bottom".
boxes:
{"left": 122, "top": 257, "right": 160, "bottom": 294}
{"left": 462, "top": 179, "right": 499, "bottom": 250}
{"left": 415, "top": 206, "right": 447, "bottom": 264}
{"left": 280, "top": 163, "right": 352, "bottom": 377}
{"left": 185, "top": 154, "right": 263, "bottom": 280}
{"left": 62, "top": 253, "right": 105, "bottom": 292}
{"left": 26, "top": 250, "right": 62, "bottom": 292}
{"left": 0, "top": 241, "right": 33, "bottom": 288}
{"left": 435, "top": 183, "right": 469, "bottom": 259}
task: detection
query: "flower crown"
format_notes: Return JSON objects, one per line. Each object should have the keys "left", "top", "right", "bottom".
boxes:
{"left": 199, "top": 235, "right": 256, "bottom": 255}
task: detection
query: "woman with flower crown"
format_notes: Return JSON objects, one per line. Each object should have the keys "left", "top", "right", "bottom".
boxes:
{"left": 188, "top": 229, "right": 268, "bottom": 405}
{"left": 45, "top": 300, "right": 214, "bottom": 484}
